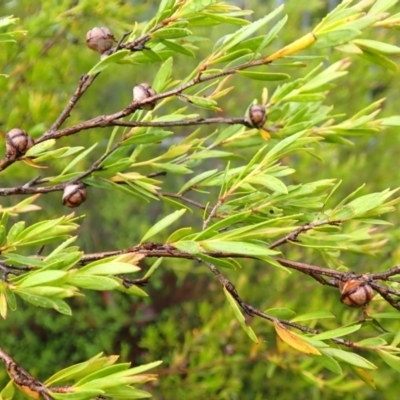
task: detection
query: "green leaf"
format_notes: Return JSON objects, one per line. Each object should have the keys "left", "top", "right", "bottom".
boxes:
{"left": 166, "top": 227, "right": 192, "bottom": 243}
{"left": 179, "top": 95, "right": 219, "bottom": 110}
{"left": 370, "top": 312, "right": 400, "bottom": 319}
{"left": 200, "top": 240, "right": 278, "bottom": 257}
{"left": 209, "top": 49, "right": 252, "bottom": 65}
{"left": 246, "top": 175, "right": 288, "bottom": 194}
{"left": 122, "top": 284, "right": 148, "bottom": 297}
{"left": 68, "top": 274, "right": 120, "bottom": 290}
{"left": 122, "top": 129, "right": 173, "bottom": 145}
{"left": 237, "top": 71, "right": 290, "bottom": 81}
{"left": 75, "top": 363, "right": 131, "bottom": 386}
{"left": 50, "top": 390, "right": 105, "bottom": 400}
{"left": 314, "top": 352, "right": 343, "bottom": 374}
{"left": 265, "top": 308, "right": 296, "bottom": 319}
{"left": 79, "top": 261, "right": 140, "bottom": 276}
{"left": 197, "top": 253, "right": 239, "bottom": 270}
{"left": 313, "top": 29, "right": 361, "bottom": 48}
{"left": 18, "top": 270, "right": 68, "bottom": 288}
{"left": 61, "top": 143, "right": 97, "bottom": 175}
{"left": 44, "top": 353, "right": 107, "bottom": 386}
{"left": 5, "top": 287, "right": 16, "bottom": 311}
{"left": 353, "top": 39, "right": 400, "bottom": 55}
{"left": 104, "top": 386, "right": 152, "bottom": 399}
{"left": 172, "top": 240, "right": 202, "bottom": 254}
{"left": 358, "top": 49, "right": 397, "bottom": 71}
{"left": 88, "top": 50, "right": 130, "bottom": 76}
{"left": 0, "top": 380, "right": 15, "bottom": 400}
{"left": 178, "top": 169, "right": 218, "bottom": 193}
{"left": 143, "top": 258, "right": 163, "bottom": 279}
{"left": 177, "top": 0, "right": 218, "bottom": 16}
{"left": 140, "top": 209, "right": 186, "bottom": 243}
{"left": 151, "top": 163, "right": 193, "bottom": 174}
{"left": 323, "top": 348, "right": 377, "bottom": 370}
{"left": 369, "top": 0, "right": 398, "bottom": 14}
{"left": 152, "top": 57, "right": 173, "bottom": 92}
{"left": 160, "top": 39, "right": 195, "bottom": 57}
{"left": 215, "top": 5, "right": 284, "bottom": 53}
{"left": 312, "top": 324, "right": 361, "bottom": 340}
{"left": 223, "top": 286, "right": 258, "bottom": 343}
{"left": 15, "top": 289, "right": 67, "bottom": 313}
{"left": 6, "top": 221, "right": 25, "bottom": 245}
{"left": 291, "top": 311, "right": 335, "bottom": 322}
{"left": 4, "top": 253, "right": 46, "bottom": 267}
{"left": 151, "top": 28, "right": 192, "bottom": 39}
{"left": 25, "top": 139, "right": 56, "bottom": 156}
{"left": 376, "top": 350, "right": 400, "bottom": 373}
{"left": 356, "top": 337, "right": 387, "bottom": 347}
{"left": 380, "top": 116, "right": 400, "bottom": 126}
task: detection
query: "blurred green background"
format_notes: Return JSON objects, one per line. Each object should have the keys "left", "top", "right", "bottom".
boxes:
{"left": 1, "top": 1, "right": 400, "bottom": 399}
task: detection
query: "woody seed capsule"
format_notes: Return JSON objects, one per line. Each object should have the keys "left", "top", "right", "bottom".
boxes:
{"left": 133, "top": 83, "right": 157, "bottom": 110}
{"left": 62, "top": 184, "right": 87, "bottom": 208}
{"left": 5, "top": 128, "right": 34, "bottom": 158}
{"left": 86, "top": 27, "right": 115, "bottom": 54}
{"left": 247, "top": 105, "right": 267, "bottom": 128}
{"left": 339, "top": 279, "right": 374, "bottom": 307}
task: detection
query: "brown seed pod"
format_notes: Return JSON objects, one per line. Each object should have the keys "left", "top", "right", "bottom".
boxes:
{"left": 86, "top": 27, "right": 115, "bottom": 54}
{"left": 339, "top": 279, "right": 374, "bottom": 307}
{"left": 62, "top": 184, "right": 87, "bottom": 208}
{"left": 5, "top": 129, "right": 34, "bottom": 158}
{"left": 133, "top": 83, "right": 157, "bottom": 110}
{"left": 247, "top": 105, "right": 267, "bottom": 128}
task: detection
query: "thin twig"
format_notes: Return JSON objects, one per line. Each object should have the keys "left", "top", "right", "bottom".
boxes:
{"left": 268, "top": 220, "right": 339, "bottom": 249}
{"left": 0, "top": 347, "right": 53, "bottom": 399}
{"left": 202, "top": 198, "right": 224, "bottom": 230}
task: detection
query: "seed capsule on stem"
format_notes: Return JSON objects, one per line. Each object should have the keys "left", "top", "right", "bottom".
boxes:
{"left": 86, "top": 27, "right": 115, "bottom": 54}
{"left": 247, "top": 104, "right": 267, "bottom": 128}
{"left": 62, "top": 184, "right": 87, "bottom": 208}
{"left": 133, "top": 83, "right": 157, "bottom": 110}
{"left": 5, "top": 128, "right": 34, "bottom": 159}
{"left": 339, "top": 279, "right": 374, "bottom": 307}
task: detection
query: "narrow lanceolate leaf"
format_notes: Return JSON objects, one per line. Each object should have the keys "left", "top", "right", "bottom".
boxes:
{"left": 151, "top": 28, "right": 192, "bottom": 39}
{"left": 25, "top": 139, "right": 56, "bottom": 156}
{"left": 152, "top": 57, "right": 173, "bottom": 92}
{"left": 312, "top": 324, "right": 361, "bottom": 340}
{"left": 78, "top": 261, "right": 140, "bottom": 276}
{"left": 17, "top": 270, "right": 68, "bottom": 288}
{"left": 216, "top": 6, "right": 284, "bottom": 53}
{"left": 351, "top": 366, "right": 376, "bottom": 389}
{"left": 322, "top": 348, "right": 377, "bottom": 370}
{"left": 237, "top": 71, "right": 290, "bottom": 81}
{"left": 376, "top": 350, "right": 400, "bottom": 373}
{"left": 313, "top": 29, "right": 361, "bottom": 49}
{"left": 223, "top": 286, "right": 258, "bottom": 343}
{"left": 314, "top": 352, "right": 343, "bottom": 375}
{"left": 353, "top": 39, "right": 400, "bottom": 55}
{"left": 50, "top": 389, "right": 105, "bottom": 400}
{"left": 291, "top": 311, "right": 335, "bottom": 322}
{"left": 179, "top": 95, "right": 220, "bottom": 110}
{"left": 0, "top": 292, "right": 7, "bottom": 319}
{"left": 88, "top": 50, "right": 130, "bottom": 76}
{"left": 274, "top": 322, "right": 321, "bottom": 355}
{"left": 140, "top": 209, "right": 186, "bottom": 243}
{"left": 44, "top": 353, "right": 108, "bottom": 386}
{"left": 68, "top": 274, "right": 120, "bottom": 291}
{"left": 200, "top": 240, "right": 278, "bottom": 257}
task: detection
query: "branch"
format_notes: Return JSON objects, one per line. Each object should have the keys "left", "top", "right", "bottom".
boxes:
{"left": 200, "top": 259, "right": 356, "bottom": 348}
{"left": 0, "top": 347, "right": 53, "bottom": 400}
{"left": 268, "top": 220, "right": 340, "bottom": 249}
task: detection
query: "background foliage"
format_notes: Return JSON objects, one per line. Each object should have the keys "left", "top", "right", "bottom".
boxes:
{"left": 2, "top": 0, "right": 400, "bottom": 399}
